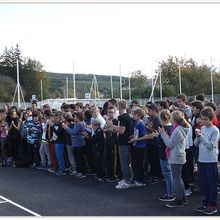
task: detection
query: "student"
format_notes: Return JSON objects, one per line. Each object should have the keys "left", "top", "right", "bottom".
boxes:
{"left": 151, "top": 109, "right": 174, "bottom": 201}
{"left": 38, "top": 109, "right": 52, "bottom": 170}
{"left": 109, "top": 100, "right": 133, "bottom": 189}
{"left": 91, "top": 107, "right": 106, "bottom": 129}
{"left": 194, "top": 107, "right": 219, "bottom": 215}
{"left": 159, "top": 110, "right": 190, "bottom": 208}
{"left": 0, "top": 109, "right": 8, "bottom": 167}
{"left": 145, "top": 104, "right": 162, "bottom": 183}
{"left": 7, "top": 110, "right": 22, "bottom": 164}
{"left": 62, "top": 112, "right": 77, "bottom": 175}
{"left": 103, "top": 107, "right": 119, "bottom": 182}
{"left": 83, "top": 109, "right": 96, "bottom": 175}
{"left": 24, "top": 111, "right": 42, "bottom": 167}
{"left": 129, "top": 108, "right": 147, "bottom": 187}
{"left": 176, "top": 94, "right": 192, "bottom": 120}
{"left": 108, "top": 99, "right": 119, "bottom": 119}
{"left": 91, "top": 119, "right": 106, "bottom": 182}
{"left": 47, "top": 113, "right": 58, "bottom": 173}
{"left": 62, "top": 112, "right": 87, "bottom": 178}
{"left": 50, "top": 111, "right": 66, "bottom": 176}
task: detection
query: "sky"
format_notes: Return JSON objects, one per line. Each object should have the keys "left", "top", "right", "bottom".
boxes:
{"left": 1, "top": 2, "right": 220, "bottom": 78}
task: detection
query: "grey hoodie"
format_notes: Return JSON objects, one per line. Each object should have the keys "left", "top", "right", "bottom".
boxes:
{"left": 161, "top": 126, "right": 189, "bottom": 164}
{"left": 194, "top": 125, "right": 219, "bottom": 163}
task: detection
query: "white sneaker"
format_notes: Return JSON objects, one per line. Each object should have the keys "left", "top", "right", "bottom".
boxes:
{"left": 115, "top": 182, "right": 132, "bottom": 189}
{"left": 134, "top": 181, "right": 146, "bottom": 187}
{"left": 118, "top": 179, "right": 125, "bottom": 185}
{"left": 185, "top": 188, "right": 192, "bottom": 196}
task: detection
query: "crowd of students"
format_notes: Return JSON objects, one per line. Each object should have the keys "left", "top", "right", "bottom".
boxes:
{"left": 0, "top": 93, "right": 220, "bottom": 215}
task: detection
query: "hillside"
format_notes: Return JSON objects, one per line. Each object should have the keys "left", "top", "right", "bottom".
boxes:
{"left": 47, "top": 72, "right": 127, "bottom": 99}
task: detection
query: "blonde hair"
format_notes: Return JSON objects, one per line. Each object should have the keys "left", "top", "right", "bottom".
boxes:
{"left": 171, "top": 110, "right": 190, "bottom": 128}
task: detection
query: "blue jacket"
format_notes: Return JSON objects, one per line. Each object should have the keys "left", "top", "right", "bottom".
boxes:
{"left": 64, "top": 122, "right": 85, "bottom": 147}
{"left": 24, "top": 120, "right": 42, "bottom": 144}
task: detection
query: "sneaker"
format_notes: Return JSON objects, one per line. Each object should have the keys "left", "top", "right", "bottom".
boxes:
{"left": 75, "top": 172, "right": 87, "bottom": 179}
{"left": 48, "top": 167, "right": 56, "bottom": 173}
{"left": 150, "top": 178, "right": 160, "bottom": 184}
{"left": 115, "top": 182, "right": 131, "bottom": 189}
{"left": 159, "top": 194, "right": 175, "bottom": 202}
{"left": 31, "top": 163, "right": 37, "bottom": 168}
{"left": 37, "top": 164, "right": 48, "bottom": 170}
{"left": 106, "top": 177, "right": 117, "bottom": 183}
{"left": 95, "top": 176, "right": 105, "bottom": 182}
{"left": 69, "top": 170, "right": 78, "bottom": 176}
{"left": 202, "top": 205, "right": 217, "bottom": 215}
{"left": 64, "top": 167, "right": 72, "bottom": 172}
{"left": 185, "top": 188, "right": 192, "bottom": 196}
{"left": 134, "top": 181, "right": 146, "bottom": 187}
{"left": 118, "top": 179, "right": 125, "bottom": 185}
{"left": 55, "top": 171, "right": 66, "bottom": 176}
{"left": 166, "top": 199, "right": 184, "bottom": 208}
{"left": 181, "top": 198, "right": 188, "bottom": 205}
{"left": 195, "top": 205, "right": 207, "bottom": 213}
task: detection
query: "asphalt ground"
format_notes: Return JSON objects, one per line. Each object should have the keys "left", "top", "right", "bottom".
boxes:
{"left": 0, "top": 166, "right": 219, "bottom": 217}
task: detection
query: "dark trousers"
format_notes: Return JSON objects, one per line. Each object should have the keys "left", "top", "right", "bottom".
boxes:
{"left": 182, "top": 147, "right": 194, "bottom": 189}
{"left": 27, "top": 143, "right": 40, "bottom": 165}
{"left": 84, "top": 139, "right": 96, "bottom": 173}
{"left": 106, "top": 143, "right": 119, "bottom": 178}
{"left": 131, "top": 146, "right": 145, "bottom": 182}
{"left": 8, "top": 137, "right": 22, "bottom": 161}
{"left": 94, "top": 146, "right": 105, "bottom": 178}
{"left": 198, "top": 162, "right": 218, "bottom": 207}
{"left": 73, "top": 146, "right": 86, "bottom": 174}
{"left": 146, "top": 143, "right": 162, "bottom": 178}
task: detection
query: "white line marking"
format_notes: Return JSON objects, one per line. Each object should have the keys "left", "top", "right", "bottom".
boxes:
{"left": 0, "top": 201, "right": 8, "bottom": 204}
{"left": 0, "top": 195, "right": 41, "bottom": 217}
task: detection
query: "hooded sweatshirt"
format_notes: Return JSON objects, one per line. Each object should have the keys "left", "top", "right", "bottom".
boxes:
{"left": 161, "top": 125, "right": 189, "bottom": 164}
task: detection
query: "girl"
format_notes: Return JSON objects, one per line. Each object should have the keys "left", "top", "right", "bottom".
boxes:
{"left": 152, "top": 109, "right": 174, "bottom": 201}
{"left": 158, "top": 110, "right": 190, "bottom": 208}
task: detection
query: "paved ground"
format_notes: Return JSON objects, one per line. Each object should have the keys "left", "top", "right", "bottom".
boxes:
{"left": 0, "top": 167, "right": 219, "bottom": 216}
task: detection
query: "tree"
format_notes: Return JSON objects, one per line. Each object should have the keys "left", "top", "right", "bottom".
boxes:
{"left": 0, "top": 44, "right": 50, "bottom": 102}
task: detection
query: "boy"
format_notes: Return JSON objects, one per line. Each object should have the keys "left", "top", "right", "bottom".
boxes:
{"left": 103, "top": 107, "right": 119, "bottom": 182}
{"left": 50, "top": 111, "right": 66, "bottom": 176}
{"left": 109, "top": 100, "right": 133, "bottom": 189}
{"left": 24, "top": 111, "right": 42, "bottom": 167}
{"left": 91, "top": 119, "right": 105, "bottom": 182}
{"left": 129, "top": 108, "right": 147, "bottom": 186}
{"left": 194, "top": 107, "right": 219, "bottom": 215}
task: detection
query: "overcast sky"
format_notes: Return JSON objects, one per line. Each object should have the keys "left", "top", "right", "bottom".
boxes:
{"left": 1, "top": 3, "right": 220, "bottom": 77}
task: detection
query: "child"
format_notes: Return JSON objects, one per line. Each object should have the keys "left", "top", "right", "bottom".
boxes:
{"left": 151, "top": 109, "right": 174, "bottom": 201}
{"left": 38, "top": 109, "right": 52, "bottom": 170}
{"left": 103, "top": 107, "right": 119, "bottom": 182}
{"left": 62, "top": 112, "right": 86, "bottom": 178}
{"left": 129, "top": 108, "right": 147, "bottom": 187}
{"left": 0, "top": 109, "right": 8, "bottom": 166}
{"left": 50, "top": 111, "right": 66, "bottom": 176}
{"left": 24, "top": 111, "right": 42, "bottom": 167}
{"left": 158, "top": 110, "right": 190, "bottom": 208}
{"left": 7, "top": 110, "right": 22, "bottom": 164}
{"left": 91, "top": 119, "right": 105, "bottom": 182}
{"left": 194, "top": 107, "right": 219, "bottom": 215}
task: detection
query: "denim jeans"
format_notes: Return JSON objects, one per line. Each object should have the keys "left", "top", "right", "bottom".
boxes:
{"left": 160, "top": 159, "right": 174, "bottom": 195}
{"left": 54, "top": 143, "right": 65, "bottom": 172}
{"left": 118, "top": 145, "right": 131, "bottom": 180}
